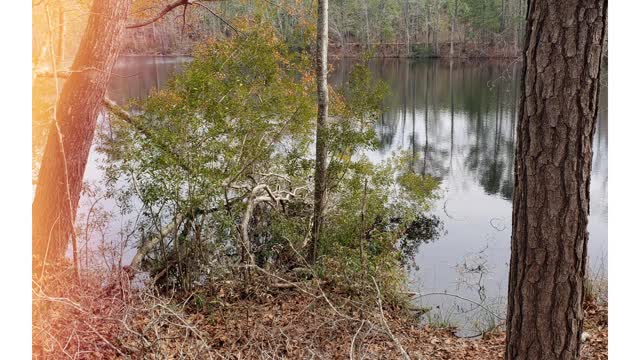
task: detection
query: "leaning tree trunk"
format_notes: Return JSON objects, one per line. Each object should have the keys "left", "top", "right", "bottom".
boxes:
{"left": 505, "top": 1, "right": 607, "bottom": 359}
{"left": 308, "top": 0, "right": 329, "bottom": 265}
{"left": 32, "top": 0, "right": 131, "bottom": 267}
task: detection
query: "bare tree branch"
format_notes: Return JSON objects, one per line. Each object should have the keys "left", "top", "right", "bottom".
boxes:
{"left": 125, "top": 0, "right": 234, "bottom": 33}
{"left": 126, "top": 0, "right": 191, "bottom": 29}
{"left": 372, "top": 277, "right": 411, "bottom": 360}
{"left": 130, "top": 213, "right": 185, "bottom": 271}
{"left": 192, "top": 1, "right": 239, "bottom": 34}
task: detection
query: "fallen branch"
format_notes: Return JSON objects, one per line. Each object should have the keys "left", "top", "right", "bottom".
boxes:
{"left": 130, "top": 213, "right": 185, "bottom": 271}
{"left": 372, "top": 277, "right": 411, "bottom": 360}
{"left": 272, "top": 280, "right": 327, "bottom": 289}
{"left": 350, "top": 320, "right": 366, "bottom": 360}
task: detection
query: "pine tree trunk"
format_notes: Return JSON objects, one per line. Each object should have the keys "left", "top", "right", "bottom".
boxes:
{"left": 309, "top": 0, "right": 329, "bottom": 264}
{"left": 32, "top": 0, "right": 132, "bottom": 266}
{"left": 505, "top": 1, "right": 607, "bottom": 359}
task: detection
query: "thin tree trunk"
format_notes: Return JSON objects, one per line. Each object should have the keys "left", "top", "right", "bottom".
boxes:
{"left": 359, "top": 178, "right": 368, "bottom": 271}
{"left": 449, "top": 0, "right": 458, "bottom": 57}
{"left": 309, "top": 0, "right": 329, "bottom": 265}
{"left": 505, "top": 0, "right": 607, "bottom": 359}
{"left": 513, "top": 0, "right": 519, "bottom": 56}
{"left": 32, "top": 0, "right": 132, "bottom": 267}
{"left": 362, "top": 0, "right": 371, "bottom": 49}
{"left": 432, "top": 1, "right": 439, "bottom": 57}
{"left": 517, "top": 0, "right": 524, "bottom": 49}
{"left": 500, "top": 0, "right": 505, "bottom": 32}
{"left": 425, "top": 1, "right": 431, "bottom": 53}
{"left": 482, "top": 0, "right": 487, "bottom": 44}
{"left": 56, "top": 3, "right": 65, "bottom": 66}
{"left": 404, "top": 0, "right": 411, "bottom": 56}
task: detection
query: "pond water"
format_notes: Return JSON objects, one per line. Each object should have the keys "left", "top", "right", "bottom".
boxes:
{"left": 86, "top": 56, "right": 608, "bottom": 336}
{"left": 336, "top": 58, "right": 608, "bottom": 335}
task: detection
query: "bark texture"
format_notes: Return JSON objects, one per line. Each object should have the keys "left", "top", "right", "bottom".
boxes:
{"left": 32, "top": 0, "right": 132, "bottom": 266}
{"left": 309, "top": 0, "right": 329, "bottom": 264}
{"left": 505, "top": 0, "right": 607, "bottom": 359}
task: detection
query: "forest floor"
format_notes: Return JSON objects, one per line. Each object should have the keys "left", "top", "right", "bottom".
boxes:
{"left": 33, "top": 266, "right": 608, "bottom": 359}
{"left": 123, "top": 292, "right": 607, "bottom": 359}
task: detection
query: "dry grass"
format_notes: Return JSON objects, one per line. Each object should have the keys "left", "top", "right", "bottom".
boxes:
{"left": 32, "top": 264, "right": 608, "bottom": 359}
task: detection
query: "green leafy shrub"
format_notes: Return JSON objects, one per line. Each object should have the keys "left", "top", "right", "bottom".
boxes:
{"left": 101, "top": 25, "right": 441, "bottom": 303}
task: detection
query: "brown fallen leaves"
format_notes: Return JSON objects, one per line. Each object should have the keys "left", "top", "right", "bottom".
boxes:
{"left": 33, "top": 266, "right": 607, "bottom": 359}
{"left": 579, "top": 300, "right": 608, "bottom": 360}
{"left": 184, "top": 293, "right": 605, "bottom": 359}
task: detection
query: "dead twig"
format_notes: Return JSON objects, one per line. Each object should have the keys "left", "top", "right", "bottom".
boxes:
{"left": 372, "top": 276, "right": 411, "bottom": 360}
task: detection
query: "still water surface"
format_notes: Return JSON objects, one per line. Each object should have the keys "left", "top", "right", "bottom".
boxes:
{"left": 88, "top": 56, "right": 608, "bottom": 335}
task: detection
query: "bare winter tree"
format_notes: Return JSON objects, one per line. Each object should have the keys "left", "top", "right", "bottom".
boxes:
{"left": 505, "top": 0, "right": 607, "bottom": 359}
{"left": 32, "top": 0, "right": 132, "bottom": 267}
{"left": 308, "top": 0, "right": 329, "bottom": 264}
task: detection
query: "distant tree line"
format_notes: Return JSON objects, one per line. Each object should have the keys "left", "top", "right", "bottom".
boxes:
{"left": 119, "top": 0, "right": 527, "bottom": 57}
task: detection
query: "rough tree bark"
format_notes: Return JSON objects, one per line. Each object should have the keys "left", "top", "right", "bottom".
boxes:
{"left": 505, "top": 0, "right": 607, "bottom": 359}
{"left": 32, "top": 0, "right": 132, "bottom": 266}
{"left": 309, "top": 0, "right": 329, "bottom": 265}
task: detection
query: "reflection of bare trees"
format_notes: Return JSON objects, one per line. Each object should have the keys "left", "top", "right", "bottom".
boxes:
{"left": 107, "top": 57, "right": 189, "bottom": 104}
{"left": 327, "top": 58, "right": 607, "bottom": 336}
{"left": 329, "top": 59, "right": 606, "bottom": 206}
{"left": 357, "top": 59, "right": 519, "bottom": 200}
{"left": 449, "top": 60, "right": 454, "bottom": 175}
{"left": 411, "top": 63, "right": 417, "bottom": 170}
{"left": 478, "top": 79, "right": 507, "bottom": 196}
